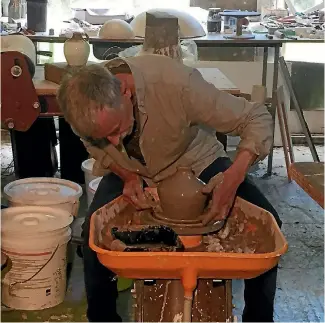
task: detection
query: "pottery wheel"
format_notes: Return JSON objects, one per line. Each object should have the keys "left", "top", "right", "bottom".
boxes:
{"left": 141, "top": 210, "right": 225, "bottom": 236}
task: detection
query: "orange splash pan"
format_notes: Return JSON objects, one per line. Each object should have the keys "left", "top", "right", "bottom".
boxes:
{"left": 90, "top": 192, "right": 288, "bottom": 296}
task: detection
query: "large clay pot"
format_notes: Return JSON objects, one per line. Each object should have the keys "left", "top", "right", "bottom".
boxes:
{"left": 157, "top": 167, "right": 207, "bottom": 221}
{"left": 63, "top": 32, "right": 90, "bottom": 67}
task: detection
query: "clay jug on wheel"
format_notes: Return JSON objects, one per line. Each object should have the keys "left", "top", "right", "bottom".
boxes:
{"left": 157, "top": 167, "right": 207, "bottom": 221}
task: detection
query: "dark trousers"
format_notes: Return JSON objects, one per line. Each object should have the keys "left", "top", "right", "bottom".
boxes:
{"left": 82, "top": 157, "right": 282, "bottom": 322}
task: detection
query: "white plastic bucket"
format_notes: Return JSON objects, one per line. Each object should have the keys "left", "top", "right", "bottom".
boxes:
{"left": 87, "top": 177, "right": 103, "bottom": 207}
{"left": 81, "top": 158, "right": 99, "bottom": 202}
{"left": 3, "top": 177, "right": 83, "bottom": 217}
{"left": 1, "top": 206, "right": 73, "bottom": 310}
{"left": 81, "top": 158, "right": 97, "bottom": 188}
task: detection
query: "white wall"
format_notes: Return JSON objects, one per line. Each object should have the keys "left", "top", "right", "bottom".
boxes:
{"left": 186, "top": 60, "right": 324, "bottom": 146}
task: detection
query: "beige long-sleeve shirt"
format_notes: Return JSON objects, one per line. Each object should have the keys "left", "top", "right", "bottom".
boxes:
{"left": 84, "top": 55, "right": 273, "bottom": 183}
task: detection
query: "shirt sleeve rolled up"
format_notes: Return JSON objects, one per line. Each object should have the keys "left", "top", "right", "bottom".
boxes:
{"left": 183, "top": 68, "right": 273, "bottom": 162}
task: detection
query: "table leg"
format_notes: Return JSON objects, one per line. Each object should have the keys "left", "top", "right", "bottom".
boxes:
{"left": 262, "top": 47, "right": 268, "bottom": 86}
{"left": 266, "top": 45, "right": 280, "bottom": 176}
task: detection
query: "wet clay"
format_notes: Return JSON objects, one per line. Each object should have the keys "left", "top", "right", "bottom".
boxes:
{"left": 133, "top": 279, "right": 233, "bottom": 322}
{"left": 203, "top": 206, "right": 276, "bottom": 254}
{"left": 157, "top": 167, "right": 207, "bottom": 222}
{"left": 100, "top": 202, "right": 276, "bottom": 254}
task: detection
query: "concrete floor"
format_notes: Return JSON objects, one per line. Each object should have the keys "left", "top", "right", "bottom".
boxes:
{"left": 1, "top": 131, "right": 324, "bottom": 322}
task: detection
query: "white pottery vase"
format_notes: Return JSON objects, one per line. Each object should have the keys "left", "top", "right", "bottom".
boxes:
{"left": 63, "top": 32, "right": 90, "bottom": 67}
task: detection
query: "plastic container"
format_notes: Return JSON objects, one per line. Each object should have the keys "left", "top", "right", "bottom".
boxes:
{"left": 90, "top": 189, "right": 288, "bottom": 297}
{"left": 3, "top": 177, "right": 82, "bottom": 217}
{"left": 1, "top": 206, "right": 73, "bottom": 310}
{"left": 87, "top": 177, "right": 102, "bottom": 207}
{"left": 26, "top": 0, "right": 48, "bottom": 32}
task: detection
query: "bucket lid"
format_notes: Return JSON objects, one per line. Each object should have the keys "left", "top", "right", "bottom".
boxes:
{"left": 4, "top": 177, "right": 83, "bottom": 206}
{"left": 89, "top": 177, "right": 102, "bottom": 192}
{"left": 81, "top": 158, "right": 95, "bottom": 174}
{"left": 1, "top": 206, "right": 73, "bottom": 233}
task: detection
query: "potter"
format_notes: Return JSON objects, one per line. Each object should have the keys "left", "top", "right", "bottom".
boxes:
{"left": 57, "top": 54, "right": 282, "bottom": 322}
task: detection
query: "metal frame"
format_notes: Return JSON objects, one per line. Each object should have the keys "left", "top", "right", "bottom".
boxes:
{"left": 278, "top": 56, "right": 320, "bottom": 162}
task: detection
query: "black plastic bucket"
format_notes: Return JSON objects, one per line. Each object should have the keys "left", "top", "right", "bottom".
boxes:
{"left": 26, "top": 0, "right": 48, "bottom": 32}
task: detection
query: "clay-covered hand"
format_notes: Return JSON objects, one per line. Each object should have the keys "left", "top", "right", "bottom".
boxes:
{"left": 200, "top": 170, "right": 243, "bottom": 224}
{"left": 123, "top": 174, "right": 151, "bottom": 210}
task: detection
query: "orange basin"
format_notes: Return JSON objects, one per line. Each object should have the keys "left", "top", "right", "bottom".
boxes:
{"left": 90, "top": 194, "right": 288, "bottom": 297}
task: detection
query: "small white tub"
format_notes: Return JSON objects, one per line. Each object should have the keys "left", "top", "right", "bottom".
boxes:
{"left": 81, "top": 158, "right": 97, "bottom": 187}
{"left": 3, "top": 178, "right": 83, "bottom": 217}
{"left": 81, "top": 158, "right": 99, "bottom": 202}
{"left": 87, "top": 177, "right": 103, "bottom": 207}
{"left": 1, "top": 206, "right": 73, "bottom": 310}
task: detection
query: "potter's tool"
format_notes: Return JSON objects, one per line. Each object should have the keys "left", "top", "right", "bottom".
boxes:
{"left": 110, "top": 225, "right": 184, "bottom": 252}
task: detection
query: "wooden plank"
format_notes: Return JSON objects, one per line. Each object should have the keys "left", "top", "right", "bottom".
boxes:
{"left": 290, "top": 162, "right": 324, "bottom": 208}
{"left": 196, "top": 68, "right": 240, "bottom": 94}
{"left": 33, "top": 66, "right": 58, "bottom": 96}
{"left": 34, "top": 66, "right": 240, "bottom": 95}
{"left": 134, "top": 279, "right": 232, "bottom": 322}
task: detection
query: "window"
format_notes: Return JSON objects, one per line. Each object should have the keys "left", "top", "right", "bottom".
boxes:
{"left": 70, "top": 0, "right": 190, "bottom": 11}
{"left": 285, "top": 0, "right": 324, "bottom": 13}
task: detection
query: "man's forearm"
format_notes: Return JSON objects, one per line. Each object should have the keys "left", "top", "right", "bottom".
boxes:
{"left": 226, "top": 149, "right": 257, "bottom": 182}
{"left": 109, "top": 162, "right": 137, "bottom": 182}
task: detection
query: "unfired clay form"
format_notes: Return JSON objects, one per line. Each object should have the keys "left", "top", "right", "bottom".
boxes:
{"left": 157, "top": 167, "right": 207, "bottom": 222}
{"left": 63, "top": 32, "right": 90, "bottom": 66}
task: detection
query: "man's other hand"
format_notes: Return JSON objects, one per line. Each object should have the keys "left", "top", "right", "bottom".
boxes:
{"left": 200, "top": 170, "right": 243, "bottom": 224}
{"left": 123, "top": 174, "right": 151, "bottom": 210}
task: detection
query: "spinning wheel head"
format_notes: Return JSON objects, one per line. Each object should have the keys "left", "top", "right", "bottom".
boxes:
{"left": 1, "top": 51, "right": 39, "bottom": 131}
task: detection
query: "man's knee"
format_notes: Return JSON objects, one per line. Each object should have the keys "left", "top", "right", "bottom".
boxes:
{"left": 237, "top": 177, "right": 282, "bottom": 228}
{"left": 269, "top": 208, "right": 282, "bottom": 228}
{"left": 88, "top": 172, "right": 124, "bottom": 217}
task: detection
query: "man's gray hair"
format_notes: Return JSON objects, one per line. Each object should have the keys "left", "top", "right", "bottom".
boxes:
{"left": 57, "top": 64, "right": 121, "bottom": 137}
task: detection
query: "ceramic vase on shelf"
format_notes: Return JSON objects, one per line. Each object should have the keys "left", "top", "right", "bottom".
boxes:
{"left": 157, "top": 166, "right": 207, "bottom": 221}
{"left": 63, "top": 32, "right": 90, "bottom": 67}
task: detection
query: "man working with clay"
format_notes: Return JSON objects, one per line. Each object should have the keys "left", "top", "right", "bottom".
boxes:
{"left": 57, "top": 54, "right": 281, "bottom": 322}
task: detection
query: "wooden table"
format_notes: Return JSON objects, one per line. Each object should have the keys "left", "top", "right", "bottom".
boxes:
{"left": 196, "top": 68, "right": 240, "bottom": 95}
{"left": 33, "top": 66, "right": 240, "bottom": 96}
{"left": 290, "top": 162, "right": 324, "bottom": 208}
{"left": 33, "top": 67, "right": 58, "bottom": 96}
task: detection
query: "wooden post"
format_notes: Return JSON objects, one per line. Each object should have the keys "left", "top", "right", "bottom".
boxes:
{"left": 141, "top": 11, "right": 182, "bottom": 62}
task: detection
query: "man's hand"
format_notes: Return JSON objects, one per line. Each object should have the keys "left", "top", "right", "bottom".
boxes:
{"left": 201, "top": 149, "right": 257, "bottom": 225}
{"left": 201, "top": 170, "right": 243, "bottom": 224}
{"left": 123, "top": 174, "right": 151, "bottom": 210}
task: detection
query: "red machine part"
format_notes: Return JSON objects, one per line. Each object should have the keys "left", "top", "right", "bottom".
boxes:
{"left": 1, "top": 51, "right": 40, "bottom": 131}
